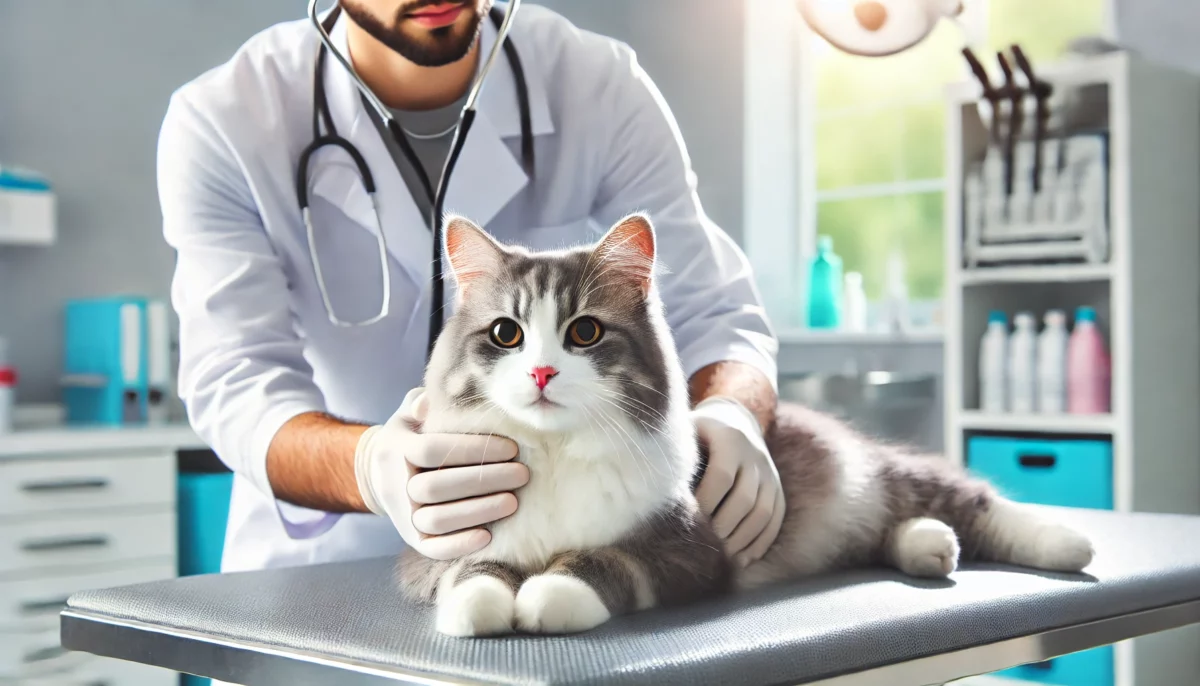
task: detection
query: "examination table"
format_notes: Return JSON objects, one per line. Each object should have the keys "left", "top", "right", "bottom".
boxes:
{"left": 60, "top": 507, "right": 1200, "bottom": 686}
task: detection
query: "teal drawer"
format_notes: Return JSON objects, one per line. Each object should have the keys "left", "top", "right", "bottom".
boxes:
{"left": 966, "top": 435, "right": 1113, "bottom": 510}
{"left": 996, "top": 645, "right": 1114, "bottom": 686}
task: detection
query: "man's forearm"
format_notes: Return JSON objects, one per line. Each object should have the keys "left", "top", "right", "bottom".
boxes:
{"left": 688, "top": 361, "right": 777, "bottom": 432}
{"left": 265, "top": 412, "right": 372, "bottom": 513}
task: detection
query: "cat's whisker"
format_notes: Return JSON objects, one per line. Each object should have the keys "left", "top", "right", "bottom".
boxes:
{"left": 592, "top": 397, "right": 671, "bottom": 480}
{"left": 435, "top": 402, "right": 499, "bottom": 472}
{"left": 620, "top": 377, "right": 672, "bottom": 401}
{"left": 593, "top": 386, "right": 672, "bottom": 426}
{"left": 583, "top": 400, "right": 653, "bottom": 488}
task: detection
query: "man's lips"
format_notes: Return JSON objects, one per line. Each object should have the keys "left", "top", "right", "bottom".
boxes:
{"left": 407, "top": 3, "right": 466, "bottom": 29}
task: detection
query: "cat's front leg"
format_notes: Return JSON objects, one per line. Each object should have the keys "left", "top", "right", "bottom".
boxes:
{"left": 516, "top": 503, "right": 735, "bottom": 635}
{"left": 515, "top": 549, "right": 648, "bottom": 634}
{"left": 435, "top": 561, "right": 526, "bottom": 637}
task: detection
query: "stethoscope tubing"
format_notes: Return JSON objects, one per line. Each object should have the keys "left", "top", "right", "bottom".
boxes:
{"left": 298, "top": 0, "right": 531, "bottom": 358}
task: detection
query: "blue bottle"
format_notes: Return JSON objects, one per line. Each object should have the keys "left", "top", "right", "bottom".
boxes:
{"left": 806, "top": 235, "right": 843, "bottom": 328}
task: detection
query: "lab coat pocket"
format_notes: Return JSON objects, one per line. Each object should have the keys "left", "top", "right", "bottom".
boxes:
{"left": 302, "top": 162, "right": 421, "bottom": 329}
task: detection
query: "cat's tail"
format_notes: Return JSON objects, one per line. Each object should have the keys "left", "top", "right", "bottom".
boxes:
{"left": 875, "top": 450, "right": 1094, "bottom": 575}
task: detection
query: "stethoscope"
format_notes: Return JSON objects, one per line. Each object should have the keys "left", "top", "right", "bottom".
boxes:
{"left": 297, "top": 0, "right": 533, "bottom": 359}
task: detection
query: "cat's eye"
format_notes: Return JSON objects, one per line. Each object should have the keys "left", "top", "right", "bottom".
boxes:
{"left": 567, "top": 316, "right": 603, "bottom": 347}
{"left": 489, "top": 318, "right": 524, "bottom": 348}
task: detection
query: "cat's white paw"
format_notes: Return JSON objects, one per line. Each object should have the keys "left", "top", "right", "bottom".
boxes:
{"left": 893, "top": 518, "right": 960, "bottom": 578}
{"left": 1030, "top": 523, "right": 1095, "bottom": 572}
{"left": 435, "top": 576, "right": 517, "bottom": 637}
{"left": 515, "top": 574, "right": 611, "bottom": 634}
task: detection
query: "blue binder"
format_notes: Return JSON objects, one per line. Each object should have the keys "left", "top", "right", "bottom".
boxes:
{"left": 63, "top": 296, "right": 149, "bottom": 425}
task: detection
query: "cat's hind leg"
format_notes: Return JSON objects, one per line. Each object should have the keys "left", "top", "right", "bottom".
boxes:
{"left": 971, "top": 497, "right": 1095, "bottom": 572}
{"left": 884, "top": 517, "right": 961, "bottom": 578}
{"left": 435, "top": 561, "right": 525, "bottom": 637}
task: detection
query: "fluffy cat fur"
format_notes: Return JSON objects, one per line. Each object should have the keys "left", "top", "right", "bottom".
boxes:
{"left": 398, "top": 213, "right": 1095, "bottom": 637}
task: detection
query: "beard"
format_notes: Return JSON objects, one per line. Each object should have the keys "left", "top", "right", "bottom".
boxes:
{"left": 340, "top": 0, "right": 486, "bottom": 68}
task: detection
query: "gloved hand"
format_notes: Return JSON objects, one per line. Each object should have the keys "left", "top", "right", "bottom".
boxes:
{"left": 692, "top": 395, "right": 786, "bottom": 566}
{"left": 355, "top": 388, "right": 528, "bottom": 560}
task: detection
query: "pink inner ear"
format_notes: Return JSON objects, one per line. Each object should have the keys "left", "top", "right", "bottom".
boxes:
{"left": 597, "top": 215, "right": 656, "bottom": 292}
{"left": 445, "top": 217, "right": 501, "bottom": 289}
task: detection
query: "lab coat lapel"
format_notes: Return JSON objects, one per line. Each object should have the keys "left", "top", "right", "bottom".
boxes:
{"left": 316, "top": 11, "right": 554, "bottom": 288}
{"left": 319, "top": 19, "right": 431, "bottom": 288}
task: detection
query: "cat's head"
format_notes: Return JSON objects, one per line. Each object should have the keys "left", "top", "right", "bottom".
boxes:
{"left": 424, "top": 213, "right": 683, "bottom": 436}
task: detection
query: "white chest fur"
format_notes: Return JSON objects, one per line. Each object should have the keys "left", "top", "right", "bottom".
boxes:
{"left": 423, "top": 407, "right": 695, "bottom": 572}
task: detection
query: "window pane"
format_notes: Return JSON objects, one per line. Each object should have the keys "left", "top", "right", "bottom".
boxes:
{"left": 816, "top": 101, "right": 944, "bottom": 190}
{"left": 988, "top": 0, "right": 1107, "bottom": 63}
{"left": 812, "top": 19, "right": 964, "bottom": 112}
{"left": 898, "top": 100, "right": 945, "bottom": 181}
{"left": 813, "top": 191, "right": 944, "bottom": 301}
{"left": 816, "top": 108, "right": 904, "bottom": 189}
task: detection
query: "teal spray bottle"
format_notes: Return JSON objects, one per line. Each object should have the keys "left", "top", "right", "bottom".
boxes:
{"left": 806, "top": 235, "right": 843, "bottom": 329}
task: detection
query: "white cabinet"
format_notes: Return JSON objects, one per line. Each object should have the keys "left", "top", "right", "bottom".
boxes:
{"left": 0, "top": 443, "right": 182, "bottom": 685}
{"left": 943, "top": 51, "right": 1200, "bottom": 686}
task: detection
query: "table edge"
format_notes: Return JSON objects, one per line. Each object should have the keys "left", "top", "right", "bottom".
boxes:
{"left": 803, "top": 597, "right": 1200, "bottom": 686}
{"left": 59, "top": 608, "right": 488, "bottom": 686}
{"left": 60, "top": 598, "right": 1200, "bottom": 686}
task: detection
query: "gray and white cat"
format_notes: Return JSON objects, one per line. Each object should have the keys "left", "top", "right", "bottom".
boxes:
{"left": 399, "top": 213, "right": 1095, "bottom": 637}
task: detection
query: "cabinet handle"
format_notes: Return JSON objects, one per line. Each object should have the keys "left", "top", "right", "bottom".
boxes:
{"left": 19, "top": 596, "right": 71, "bottom": 615}
{"left": 1018, "top": 453, "right": 1057, "bottom": 468}
{"left": 21, "top": 477, "right": 109, "bottom": 493}
{"left": 21, "top": 535, "right": 109, "bottom": 552}
{"left": 24, "top": 644, "right": 68, "bottom": 663}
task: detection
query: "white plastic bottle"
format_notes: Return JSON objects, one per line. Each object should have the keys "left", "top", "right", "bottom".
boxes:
{"left": 1037, "top": 309, "right": 1069, "bottom": 413}
{"left": 843, "top": 272, "right": 867, "bottom": 332}
{"left": 979, "top": 310, "right": 1008, "bottom": 413}
{"left": 1007, "top": 312, "right": 1038, "bottom": 414}
{"left": 883, "top": 250, "right": 909, "bottom": 333}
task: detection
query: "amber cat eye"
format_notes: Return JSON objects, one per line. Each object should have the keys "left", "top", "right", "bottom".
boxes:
{"left": 489, "top": 318, "right": 524, "bottom": 348}
{"left": 568, "top": 316, "right": 603, "bottom": 347}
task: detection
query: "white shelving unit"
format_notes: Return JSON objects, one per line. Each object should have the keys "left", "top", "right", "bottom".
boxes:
{"left": 943, "top": 51, "right": 1200, "bottom": 686}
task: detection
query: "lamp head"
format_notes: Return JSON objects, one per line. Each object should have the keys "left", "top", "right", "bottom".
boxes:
{"left": 796, "top": 0, "right": 964, "bottom": 57}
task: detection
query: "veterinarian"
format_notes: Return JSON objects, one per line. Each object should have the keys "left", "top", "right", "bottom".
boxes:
{"left": 161, "top": 0, "right": 783, "bottom": 576}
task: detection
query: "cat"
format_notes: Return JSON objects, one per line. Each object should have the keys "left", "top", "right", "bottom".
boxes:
{"left": 397, "top": 213, "right": 1095, "bottom": 637}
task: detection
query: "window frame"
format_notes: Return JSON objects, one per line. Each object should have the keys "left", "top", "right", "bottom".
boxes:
{"left": 742, "top": 0, "right": 1118, "bottom": 332}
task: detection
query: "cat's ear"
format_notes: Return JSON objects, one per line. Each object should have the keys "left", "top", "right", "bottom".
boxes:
{"left": 593, "top": 213, "right": 657, "bottom": 297}
{"left": 443, "top": 214, "right": 504, "bottom": 293}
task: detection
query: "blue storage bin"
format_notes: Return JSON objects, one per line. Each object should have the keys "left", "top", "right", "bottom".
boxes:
{"left": 178, "top": 471, "right": 233, "bottom": 686}
{"left": 177, "top": 471, "right": 234, "bottom": 577}
{"left": 997, "top": 646, "right": 1114, "bottom": 686}
{"left": 966, "top": 435, "right": 1113, "bottom": 510}
{"left": 967, "top": 434, "right": 1114, "bottom": 686}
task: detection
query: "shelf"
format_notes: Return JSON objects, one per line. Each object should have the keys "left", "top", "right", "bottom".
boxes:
{"left": 958, "top": 411, "right": 1116, "bottom": 435}
{"left": 776, "top": 328, "right": 944, "bottom": 345}
{"left": 0, "top": 405, "right": 207, "bottom": 458}
{"left": 959, "top": 263, "right": 1113, "bottom": 286}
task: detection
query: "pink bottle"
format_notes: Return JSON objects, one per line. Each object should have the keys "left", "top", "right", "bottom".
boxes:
{"left": 1067, "top": 306, "right": 1111, "bottom": 414}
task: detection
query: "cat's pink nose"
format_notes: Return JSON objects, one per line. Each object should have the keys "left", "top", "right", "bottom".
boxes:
{"left": 531, "top": 366, "right": 558, "bottom": 390}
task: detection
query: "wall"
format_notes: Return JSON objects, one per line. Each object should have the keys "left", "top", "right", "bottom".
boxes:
{"left": 0, "top": 0, "right": 746, "bottom": 403}
{"left": 1114, "top": 0, "right": 1200, "bottom": 73}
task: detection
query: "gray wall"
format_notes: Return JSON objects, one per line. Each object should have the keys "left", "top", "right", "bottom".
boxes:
{"left": 0, "top": 1, "right": 746, "bottom": 403}
{"left": 1114, "top": 0, "right": 1200, "bottom": 73}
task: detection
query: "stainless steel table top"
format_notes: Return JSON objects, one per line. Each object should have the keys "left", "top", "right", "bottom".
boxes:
{"left": 61, "top": 507, "right": 1200, "bottom": 686}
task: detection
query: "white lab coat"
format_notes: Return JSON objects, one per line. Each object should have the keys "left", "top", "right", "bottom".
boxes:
{"left": 159, "top": 4, "right": 779, "bottom": 574}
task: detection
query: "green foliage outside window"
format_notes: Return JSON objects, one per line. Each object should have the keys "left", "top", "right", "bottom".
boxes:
{"left": 808, "top": 0, "right": 1107, "bottom": 304}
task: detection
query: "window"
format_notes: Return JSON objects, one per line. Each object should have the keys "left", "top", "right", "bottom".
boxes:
{"left": 800, "top": 0, "right": 1110, "bottom": 328}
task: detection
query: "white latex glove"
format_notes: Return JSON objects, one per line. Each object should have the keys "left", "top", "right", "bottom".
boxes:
{"left": 692, "top": 395, "right": 786, "bottom": 566}
{"left": 355, "top": 388, "right": 528, "bottom": 560}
